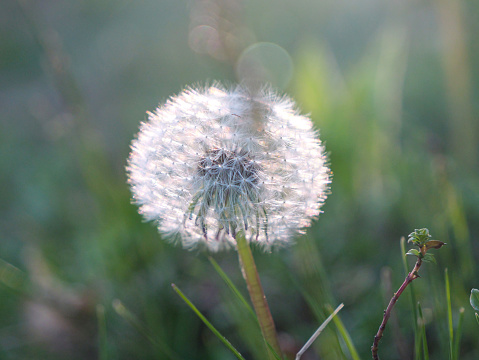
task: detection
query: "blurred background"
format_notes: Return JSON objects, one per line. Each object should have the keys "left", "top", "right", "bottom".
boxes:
{"left": 1, "top": 0, "right": 478, "bottom": 359}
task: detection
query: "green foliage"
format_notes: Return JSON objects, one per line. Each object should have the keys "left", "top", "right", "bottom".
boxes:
{"left": 471, "top": 289, "right": 479, "bottom": 326}
{"left": 329, "top": 306, "right": 361, "bottom": 360}
{"left": 171, "top": 284, "right": 246, "bottom": 360}
{"left": 408, "top": 228, "right": 432, "bottom": 247}
{"left": 454, "top": 308, "right": 465, "bottom": 360}
{"left": 2, "top": 0, "right": 479, "bottom": 359}
{"left": 470, "top": 289, "right": 479, "bottom": 312}
{"left": 96, "top": 305, "right": 108, "bottom": 360}
{"left": 417, "top": 302, "right": 429, "bottom": 360}
{"left": 113, "top": 299, "right": 181, "bottom": 359}
{"left": 405, "top": 229, "right": 444, "bottom": 263}
{"left": 208, "top": 256, "right": 256, "bottom": 319}
{"left": 408, "top": 229, "right": 446, "bottom": 251}
{"left": 422, "top": 253, "right": 436, "bottom": 265}
{"left": 406, "top": 249, "right": 421, "bottom": 257}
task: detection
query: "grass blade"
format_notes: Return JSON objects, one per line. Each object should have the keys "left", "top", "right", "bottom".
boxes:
{"left": 208, "top": 257, "right": 282, "bottom": 360}
{"left": 453, "top": 307, "right": 464, "bottom": 360}
{"left": 296, "top": 303, "right": 344, "bottom": 360}
{"left": 445, "top": 268, "right": 454, "bottom": 360}
{"left": 417, "top": 302, "right": 429, "bottom": 360}
{"left": 96, "top": 304, "right": 108, "bottom": 360}
{"left": 0, "top": 258, "right": 28, "bottom": 296}
{"left": 328, "top": 305, "right": 361, "bottom": 360}
{"left": 113, "top": 299, "right": 181, "bottom": 360}
{"left": 171, "top": 283, "right": 246, "bottom": 360}
{"left": 208, "top": 256, "right": 256, "bottom": 319}
{"left": 265, "top": 342, "right": 283, "bottom": 360}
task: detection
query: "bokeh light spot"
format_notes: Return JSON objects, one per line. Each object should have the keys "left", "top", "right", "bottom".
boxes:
{"left": 188, "top": 25, "right": 223, "bottom": 59}
{"left": 235, "top": 42, "right": 294, "bottom": 89}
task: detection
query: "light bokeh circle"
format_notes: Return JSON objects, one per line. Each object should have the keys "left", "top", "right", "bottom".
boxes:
{"left": 235, "top": 42, "right": 294, "bottom": 90}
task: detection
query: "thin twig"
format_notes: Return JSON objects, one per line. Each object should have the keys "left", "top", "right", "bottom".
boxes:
{"left": 380, "top": 267, "right": 409, "bottom": 360}
{"left": 371, "top": 258, "right": 423, "bottom": 360}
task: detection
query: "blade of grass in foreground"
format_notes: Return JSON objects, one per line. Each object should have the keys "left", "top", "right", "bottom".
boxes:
{"left": 208, "top": 256, "right": 256, "bottom": 319}
{"left": 453, "top": 307, "right": 464, "bottom": 360}
{"left": 445, "top": 268, "right": 454, "bottom": 360}
{"left": 299, "top": 289, "right": 346, "bottom": 359}
{"left": 113, "top": 299, "right": 181, "bottom": 360}
{"left": 96, "top": 304, "right": 108, "bottom": 360}
{"left": 208, "top": 256, "right": 281, "bottom": 360}
{"left": 327, "top": 304, "right": 361, "bottom": 360}
{"left": 171, "top": 283, "right": 246, "bottom": 360}
{"left": 295, "top": 303, "right": 344, "bottom": 360}
{"left": 417, "top": 302, "right": 429, "bottom": 360}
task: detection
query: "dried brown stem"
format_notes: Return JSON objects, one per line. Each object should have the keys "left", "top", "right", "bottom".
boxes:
{"left": 371, "top": 257, "right": 423, "bottom": 360}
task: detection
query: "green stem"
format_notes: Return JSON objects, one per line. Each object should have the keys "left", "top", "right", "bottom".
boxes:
{"left": 236, "top": 232, "right": 282, "bottom": 359}
{"left": 96, "top": 304, "right": 108, "bottom": 360}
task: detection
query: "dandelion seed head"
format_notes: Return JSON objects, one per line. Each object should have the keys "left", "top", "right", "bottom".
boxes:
{"left": 127, "top": 83, "right": 330, "bottom": 251}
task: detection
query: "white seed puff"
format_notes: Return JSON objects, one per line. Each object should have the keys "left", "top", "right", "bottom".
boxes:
{"left": 127, "top": 84, "right": 330, "bottom": 251}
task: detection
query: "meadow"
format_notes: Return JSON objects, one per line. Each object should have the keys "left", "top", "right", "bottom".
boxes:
{"left": 1, "top": 0, "right": 478, "bottom": 359}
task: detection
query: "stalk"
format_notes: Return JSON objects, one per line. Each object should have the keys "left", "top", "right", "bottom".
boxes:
{"left": 372, "top": 229, "right": 445, "bottom": 359}
{"left": 371, "top": 257, "right": 423, "bottom": 360}
{"left": 236, "top": 232, "right": 282, "bottom": 359}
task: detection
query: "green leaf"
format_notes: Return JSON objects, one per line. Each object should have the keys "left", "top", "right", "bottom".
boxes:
{"left": 208, "top": 256, "right": 256, "bottom": 319}
{"left": 406, "top": 249, "right": 421, "bottom": 257}
{"left": 470, "top": 289, "right": 479, "bottom": 312}
{"left": 475, "top": 312, "right": 479, "bottom": 325}
{"left": 424, "top": 240, "right": 446, "bottom": 250}
{"left": 408, "top": 228, "right": 431, "bottom": 246}
{"left": 422, "top": 253, "right": 436, "bottom": 264}
{"left": 171, "top": 284, "right": 246, "bottom": 360}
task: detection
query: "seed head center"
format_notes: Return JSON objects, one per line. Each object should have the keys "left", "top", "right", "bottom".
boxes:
{"left": 198, "top": 148, "right": 259, "bottom": 188}
{"left": 187, "top": 148, "right": 264, "bottom": 241}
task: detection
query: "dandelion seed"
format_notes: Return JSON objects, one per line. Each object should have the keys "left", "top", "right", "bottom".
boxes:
{"left": 127, "top": 83, "right": 330, "bottom": 251}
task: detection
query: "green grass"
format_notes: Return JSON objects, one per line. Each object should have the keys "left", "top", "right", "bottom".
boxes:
{"left": 1, "top": 0, "right": 479, "bottom": 359}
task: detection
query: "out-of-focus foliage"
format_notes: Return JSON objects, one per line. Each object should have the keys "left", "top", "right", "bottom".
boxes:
{"left": 1, "top": 0, "right": 478, "bottom": 359}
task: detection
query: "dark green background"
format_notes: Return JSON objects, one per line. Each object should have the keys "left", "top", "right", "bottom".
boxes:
{"left": 1, "top": 0, "right": 478, "bottom": 359}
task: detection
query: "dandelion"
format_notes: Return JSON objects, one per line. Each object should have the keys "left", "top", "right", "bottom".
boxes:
{"left": 127, "top": 83, "right": 330, "bottom": 252}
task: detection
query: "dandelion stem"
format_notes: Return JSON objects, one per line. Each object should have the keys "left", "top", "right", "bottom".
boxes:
{"left": 236, "top": 232, "right": 282, "bottom": 359}
{"left": 371, "top": 257, "right": 423, "bottom": 360}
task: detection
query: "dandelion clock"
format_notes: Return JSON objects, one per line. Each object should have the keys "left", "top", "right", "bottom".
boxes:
{"left": 127, "top": 84, "right": 330, "bottom": 252}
